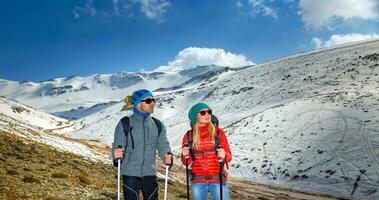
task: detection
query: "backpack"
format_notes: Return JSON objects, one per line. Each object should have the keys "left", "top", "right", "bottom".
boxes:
{"left": 120, "top": 116, "right": 162, "bottom": 150}
{"left": 185, "top": 114, "right": 220, "bottom": 162}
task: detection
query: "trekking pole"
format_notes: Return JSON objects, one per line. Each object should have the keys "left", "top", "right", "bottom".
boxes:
{"left": 164, "top": 164, "right": 169, "bottom": 200}
{"left": 217, "top": 145, "right": 223, "bottom": 200}
{"left": 185, "top": 144, "right": 190, "bottom": 200}
{"left": 219, "top": 161, "right": 224, "bottom": 200}
{"left": 117, "top": 145, "right": 122, "bottom": 200}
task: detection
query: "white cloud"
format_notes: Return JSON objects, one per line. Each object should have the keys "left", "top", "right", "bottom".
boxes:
{"left": 312, "top": 33, "right": 379, "bottom": 49}
{"left": 112, "top": 0, "right": 170, "bottom": 21}
{"left": 299, "top": 0, "right": 379, "bottom": 29}
{"left": 248, "top": 0, "right": 278, "bottom": 19}
{"left": 73, "top": 0, "right": 97, "bottom": 19}
{"left": 74, "top": 0, "right": 170, "bottom": 22}
{"left": 311, "top": 37, "right": 322, "bottom": 49}
{"left": 139, "top": 0, "right": 170, "bottom": 22}
{"left": 236, "top": 0, "right": 244, "bottom": 8}
{"left": 156, "top": 47, "right": 254, "bottom": 71}
{"left": 113, "top": 0, "right": 121, "bottom": 14}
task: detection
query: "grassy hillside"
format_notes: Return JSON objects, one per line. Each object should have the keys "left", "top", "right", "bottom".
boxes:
{"left": 0, "top": 131, "right": 248, "bottom": 200}
{"left": 0, "top": 130, "right": 117, "bottom": 199}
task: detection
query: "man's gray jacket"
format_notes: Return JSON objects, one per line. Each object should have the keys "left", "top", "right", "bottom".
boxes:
{"left": 112, "top": 113, "right": 171, "bottom": 177}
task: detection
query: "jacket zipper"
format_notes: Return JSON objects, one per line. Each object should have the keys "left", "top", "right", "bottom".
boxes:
{"left": 130, "top": 127, "right": 135, "bottom": 149}
{"left": 141, "top": 117, "right": 146, "bottom": 176}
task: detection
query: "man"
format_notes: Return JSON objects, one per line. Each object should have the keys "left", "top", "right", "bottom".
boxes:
{"left": 112, "top": 89, "right": 173, "bottom": 200}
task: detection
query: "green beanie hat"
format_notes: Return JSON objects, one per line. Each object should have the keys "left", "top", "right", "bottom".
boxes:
{"left": 188, "top": 102, "right": 211, "bottom": 124}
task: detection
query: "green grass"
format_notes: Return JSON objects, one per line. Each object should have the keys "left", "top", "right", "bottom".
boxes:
{"left": 0, "top": 131, "right": 248, "bottom": 200}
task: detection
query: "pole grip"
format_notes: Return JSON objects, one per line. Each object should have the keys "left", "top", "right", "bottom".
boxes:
{"left": 117, "top": 155, "right": 121, "bottom": 200}
{"left": 117, "top": 145, "right": 123, "bottom": 160}
{"left": 184, "top": 144, "right": 189, "bottom": 159}
{"left": 217, "top": 145, "right": 223, "bottom": 162}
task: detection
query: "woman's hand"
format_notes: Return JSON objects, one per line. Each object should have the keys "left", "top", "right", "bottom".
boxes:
{"left": 217, "top": 148, "right": 225, "bottom": 161}
{"left": 182, "top": 146, "right": 190, "bottom": 158}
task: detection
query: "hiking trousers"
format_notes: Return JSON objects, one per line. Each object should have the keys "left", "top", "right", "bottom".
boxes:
{"left": 123, "top": 175, "right": 158, "bottom": 200}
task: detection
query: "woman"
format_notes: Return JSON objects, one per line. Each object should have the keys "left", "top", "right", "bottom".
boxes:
{"left": 181, "top": 102, "right": 232, "bottom": 200}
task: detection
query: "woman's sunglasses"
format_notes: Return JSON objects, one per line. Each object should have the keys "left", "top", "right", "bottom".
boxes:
{"left": 199, "top": 110, "right": 212, "bottom": 116}
{"left": 141, "top": 98, "right": 156, "bottom": 104}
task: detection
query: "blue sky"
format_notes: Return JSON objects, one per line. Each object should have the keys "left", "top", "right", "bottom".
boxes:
{"left": 0, "top": 0, "right": 378, "bottom": 82}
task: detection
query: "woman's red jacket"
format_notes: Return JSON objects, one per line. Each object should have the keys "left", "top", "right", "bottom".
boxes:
{"left": 181, "top": 125, "right": 232, "bottom": 183}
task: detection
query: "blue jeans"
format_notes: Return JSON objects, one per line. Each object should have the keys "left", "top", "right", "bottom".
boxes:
{"left": 191, "top": 182, "right": 229, "bottom": 200}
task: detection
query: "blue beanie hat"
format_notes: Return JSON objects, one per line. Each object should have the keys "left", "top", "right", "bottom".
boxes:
{"left": 131, "top": 89, "right": 153, "bottom": 107}
{"left": 188, "top": 102, "right": 211, "bottom": 124}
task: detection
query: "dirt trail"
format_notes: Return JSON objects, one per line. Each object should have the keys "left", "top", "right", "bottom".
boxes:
{"left": 157, "top": 163, "right": 350, "bottom": 200}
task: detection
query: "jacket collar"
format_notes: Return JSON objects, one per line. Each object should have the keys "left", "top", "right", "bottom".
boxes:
{"left": 133, "top": 107, "right": 150, "bottom": 118}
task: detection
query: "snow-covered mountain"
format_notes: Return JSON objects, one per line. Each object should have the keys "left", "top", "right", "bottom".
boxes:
{"left": 1, "top": 38, "right": 378, "bottom": 199}
{"left": 0, "top": 65, "right": 238, "bottom": 113}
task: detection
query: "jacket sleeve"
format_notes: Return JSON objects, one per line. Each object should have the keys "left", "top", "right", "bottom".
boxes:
{"left": 219, "top": 128, "right": 232, "bottom": 163}
{"left": 181, "top": 132, "right": 193, "bottom": 165}
{"left": 112, "top": 120, "right": 127, "bottom": 162}
{"left": 157, "top": 123, "right": 172, "bottom": 160}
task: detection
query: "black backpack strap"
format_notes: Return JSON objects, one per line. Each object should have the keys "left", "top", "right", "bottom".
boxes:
{"left": 186, "top": 129, "right": 221, "bottom": 163}
{"left": 214, "top": 128, "right": 220, "bottom": 149}
{"left": 121, "top": 116, "right": 134, "bottom": 149}
{"left": 152, "top": 117, "right": 162, "bottom": 137}
{"left": 186, "top": 130, "right": 192, "bottom": 147}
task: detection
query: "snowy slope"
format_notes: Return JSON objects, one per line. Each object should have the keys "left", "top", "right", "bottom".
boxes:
{"left": 68, "top": 39, "right": 379, "bottom": 199}
{"left": 174, "top": 39, "right": 379, "bottom": 199}
{"left": 1, "top": 38, "right": 378, "bottom": 199}
{"left": 0, "top": 96, "right": 107, "bottom": 162}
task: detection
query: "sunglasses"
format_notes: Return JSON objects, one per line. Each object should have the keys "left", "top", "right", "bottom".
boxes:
{"left": 141, "top": 98, "right": 156, "bottom": 104}
{"left": 199, "top": 110, "right": 212, "bottom": 116}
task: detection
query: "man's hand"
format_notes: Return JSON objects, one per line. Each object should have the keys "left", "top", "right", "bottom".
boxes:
{"left": 164, "top": 153, "right": 173, "bottom": 165}
{"left": 114, "top": 148, "right": 124, "bottom": 160}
